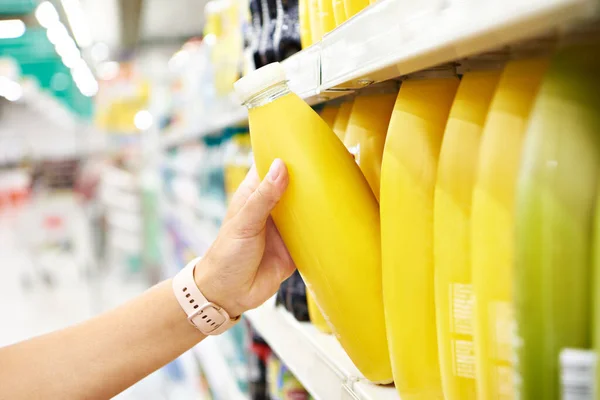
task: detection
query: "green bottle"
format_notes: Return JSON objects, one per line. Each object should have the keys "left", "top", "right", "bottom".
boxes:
{"left": 515, "top": 41, "right": 600, "bottom": 399}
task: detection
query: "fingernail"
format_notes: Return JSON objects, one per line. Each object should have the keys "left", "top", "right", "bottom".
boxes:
{"left": 268, "top": 159, "right": 283, "bottom": 182}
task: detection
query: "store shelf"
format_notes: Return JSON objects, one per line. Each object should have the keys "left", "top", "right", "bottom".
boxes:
{"left": 246, "top": 299, "right": 399, "bottom": 400}
{"left": 160, "top": 0, "right": 596, "bottom": 148}
{"left": 193, "top": 337, "right": 247, "bottom": 400}
{"left": 320, "top": 0, "right": 597, "bottom": 90}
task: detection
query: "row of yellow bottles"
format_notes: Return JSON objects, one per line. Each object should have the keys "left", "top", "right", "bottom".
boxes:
{"left": 236, "top": 40, "right": 600, "bottom": 399}
{"left": 299, "top": 0, "right": 370, "bottom": 46}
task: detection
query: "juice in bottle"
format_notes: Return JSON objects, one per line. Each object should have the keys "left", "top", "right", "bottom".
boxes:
{"left": 380, "top": 74, "right": 460, "bottom": 399}
{"left": 470, "top": 57, "right": 549, "bottom": 400}
{"left": 514, "top": 42, "right": 600, "bottom": 400}
{"left": 308, "top": 0, "right": 323, "bottom": 43}
{"left": 433, "top": 69, "right": 501, "bottom": 400}
{"left": 332, "top": 0, "right": 347, "bottom": 26}
{"left": 307, "top": 290, "right": 332, "bottom": 333}
{"left": 343, "top": 0, "right": 368, "bottom": 19}
{"left": 318, "top": 0, "right": 336, "bottom": 36}
{"left": 235, "top": 63, "right": 392, "bottom": 383}
{"left": 299, "top": 0, "right": 312, "bottom": 48}
{"left": 332, "top": 98, "right": 354, "bottom": 142}
{"left": 344, "top": 82, "right": 397, "bottom": 201}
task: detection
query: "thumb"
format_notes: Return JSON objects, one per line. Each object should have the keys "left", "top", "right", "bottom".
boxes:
{"left": 233, "top": 159, "right": 288, "bottom": 237}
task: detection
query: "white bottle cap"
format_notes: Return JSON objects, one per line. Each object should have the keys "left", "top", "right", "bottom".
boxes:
{"left": 234, "top": 62, "right": 287, "bottom": 104}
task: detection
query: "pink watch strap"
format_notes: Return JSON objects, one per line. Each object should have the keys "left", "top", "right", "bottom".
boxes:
{"left": 172, "top": 257, "right": 240, "bottom": 335}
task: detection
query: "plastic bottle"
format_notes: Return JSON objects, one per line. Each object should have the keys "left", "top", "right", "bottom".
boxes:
{"left": 332, "top": 0, "right": 347, "bottom": 26}
{"left": 274, "top": 0, "right": 301, "bottom": 60}
{"left": 380, "top": 74, "right": 459, "bottom": 399}
{"left": 308, "top": 0, "right": 323, "bottom": 43}
{"left": 514, "top": 42, "right": 600, "bottom": 400}
{"left": 344, "top": 82, "right": 398, "bottom": 201}
{"left": 307, "top": 291, "right": 332, "bottom": 333}
{"left": 299, "top": 0, "right": 312, "bottom": 48}
{"left": 470, "top": 57, "right": 549, "bottom": 400}
{"left": 332, "top": 99, "right": 353, "bottom": 142}
{"left": 343, "top": 0, "right": 368, "bottom": 19}
{"left": 318, "top": 0, "right": 336, "bottom": 36}
{"left": 235, "top": 63, "right": 392, "bottom": 383}
{"left": 433, "top": 69, "right": 501, "bottom": 400}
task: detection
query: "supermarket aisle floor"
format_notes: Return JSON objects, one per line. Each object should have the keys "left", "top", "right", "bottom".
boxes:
{"left": 0, "top": 197, "right": 195, "bottom": 399}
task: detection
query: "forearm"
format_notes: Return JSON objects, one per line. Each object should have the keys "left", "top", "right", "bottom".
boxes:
{"left": 0, "top": 279, "right": 205, "bottom": 399}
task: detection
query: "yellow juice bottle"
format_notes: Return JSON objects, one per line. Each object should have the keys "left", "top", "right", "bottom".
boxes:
{"left": 318, "top": 0, "right": 336, "bottom": 36}
{"left": 309, "top": 0, "right": 323, "bottom": 43}
{"left": 235, "top": 63, "right": 392, "bottom": 383}
{"left": 299, "top": 0, "right": 312, "bottom": 48}
{"left": 332, "top": 0, "right": 347, "bottom": 26}
{"left": 381, "top": 75, "right": 459, "bottom": 399}
{"left": 434, "top": 69, "right": 501, "bottom": 400}
{"left": 307, "top": 101, "right": 339, "bottom": 334}
{"left": 514, "top": 42, "right": 600, "bottom": 400}
{"left": 470, "top": 57, "right": 549, "bottom": 399}
{"left": 343, "top": 0, "right": 368, "bottom": 19}
{"left": 332, "top": 99, "right": 354, "bottom": 142}
{"left": 307, "top": 290, "right": 332, "bottom": 333}
{"left": 344, "top": 82, "right": 397, "bottom": 201}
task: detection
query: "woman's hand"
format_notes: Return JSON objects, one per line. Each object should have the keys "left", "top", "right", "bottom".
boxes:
{"left": 194, "top": 159, "right": 296, "bottom": 317}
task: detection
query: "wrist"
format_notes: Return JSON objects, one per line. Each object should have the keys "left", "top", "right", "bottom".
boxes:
{"left": 193, "top": 258, "right": 244, "bottom": 318}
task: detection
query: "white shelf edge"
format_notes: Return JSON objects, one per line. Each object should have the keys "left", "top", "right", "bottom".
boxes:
{"left": 320, "top": 0, "right": 598, "bottom": 89}
{"left": 246, "top": 299, "right": 399, "bottom": 400}
{"left": 160, "top": 0, "right": 597, "bottom": 148}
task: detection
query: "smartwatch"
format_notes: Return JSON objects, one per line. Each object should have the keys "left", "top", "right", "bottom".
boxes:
{"left": 172, "top": 257, "right": 240, "bottom": 335}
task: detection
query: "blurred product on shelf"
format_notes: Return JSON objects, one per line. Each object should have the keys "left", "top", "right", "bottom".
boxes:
{"left": 342, "top": 0, "right": 368, "bottom": 20}
{"left": 95, "top": 63, "right": 151, "bottom": 135}
{"left": 0, "top": 168, "right": 31, "bottom": 211}
{"left": 332, "top": 0, "right": 347, "bottom": 27}
{"left": 224, "top": 130, "right": 253, "bottom": 204}
{"left": 308, "top": 0, "right": 323, "bottom": 43}
{"left": 275, "top": 0, "right": 301, "bottom": 61}
{"left": 318, "top": 0, "right": 336, "bottom": 37}
{"left": 344, "top": 82, "right": 397, "bottom": 201}
{"left": 471, "top": 57, "right": 549, "bottom": 400}
{"left": 267, "top": 353, "right": 312, "bottom": 400}
{"left": 298, "top": 0, "right": 312, "bottom": 48}
{"left": 276, "top": 270, "right": 310, "bottom": 322}
{"left": 433, "top": 68, "right": 501, "bottom": 400}
{"left": 332, "top": 98, "right": 353, "bottom": 142}
{"left": 380, "top": 73, "right": 459, "bottom": 399}
{"left": 236, "top": 63, "right": 392, "bottom": 383}
{"left": 515, "top": 41, "right": 600, "bottom": 400}
{"left": 248, "top": 328, "right": 272, "bottom": 400}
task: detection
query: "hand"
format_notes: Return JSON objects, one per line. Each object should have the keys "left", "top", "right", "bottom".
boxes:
{"left": 194, "top": 159, "right": 296, "bottom": 317}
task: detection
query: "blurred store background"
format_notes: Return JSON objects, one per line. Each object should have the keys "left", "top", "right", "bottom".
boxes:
{"left": 1, "top": 0, "right": 600, "bottom": 399}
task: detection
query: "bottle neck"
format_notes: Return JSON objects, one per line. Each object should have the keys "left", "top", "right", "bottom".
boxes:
{"left": 244, "top": 81, "right": 291, "bottom": 109}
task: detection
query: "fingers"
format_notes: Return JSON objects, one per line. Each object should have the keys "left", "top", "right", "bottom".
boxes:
{"left": 224, "top": 164, "right": 260, "bottom": 221}
{"left": 232, "top": 159, "right": 289, "bottom": 238}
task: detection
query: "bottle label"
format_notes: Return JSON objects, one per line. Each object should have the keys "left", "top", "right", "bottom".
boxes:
{"left": 560, "top": 348, "right": 597, "bottom": 400}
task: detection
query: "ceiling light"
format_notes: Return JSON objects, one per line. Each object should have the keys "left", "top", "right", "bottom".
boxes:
{"left": 134, "top": 110, "right": 153, "bottom": 131}
{"left": 35, "top": 2, "right": 60, "bottom": 29}
{"left": 0, "top": 20, "right": 26, "bottom": 40}
{"left": 60, "top": 0, "right": 92, "bottom": 48}
{"left": 0, "top": 76, "right": 23, "bottom": 101}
